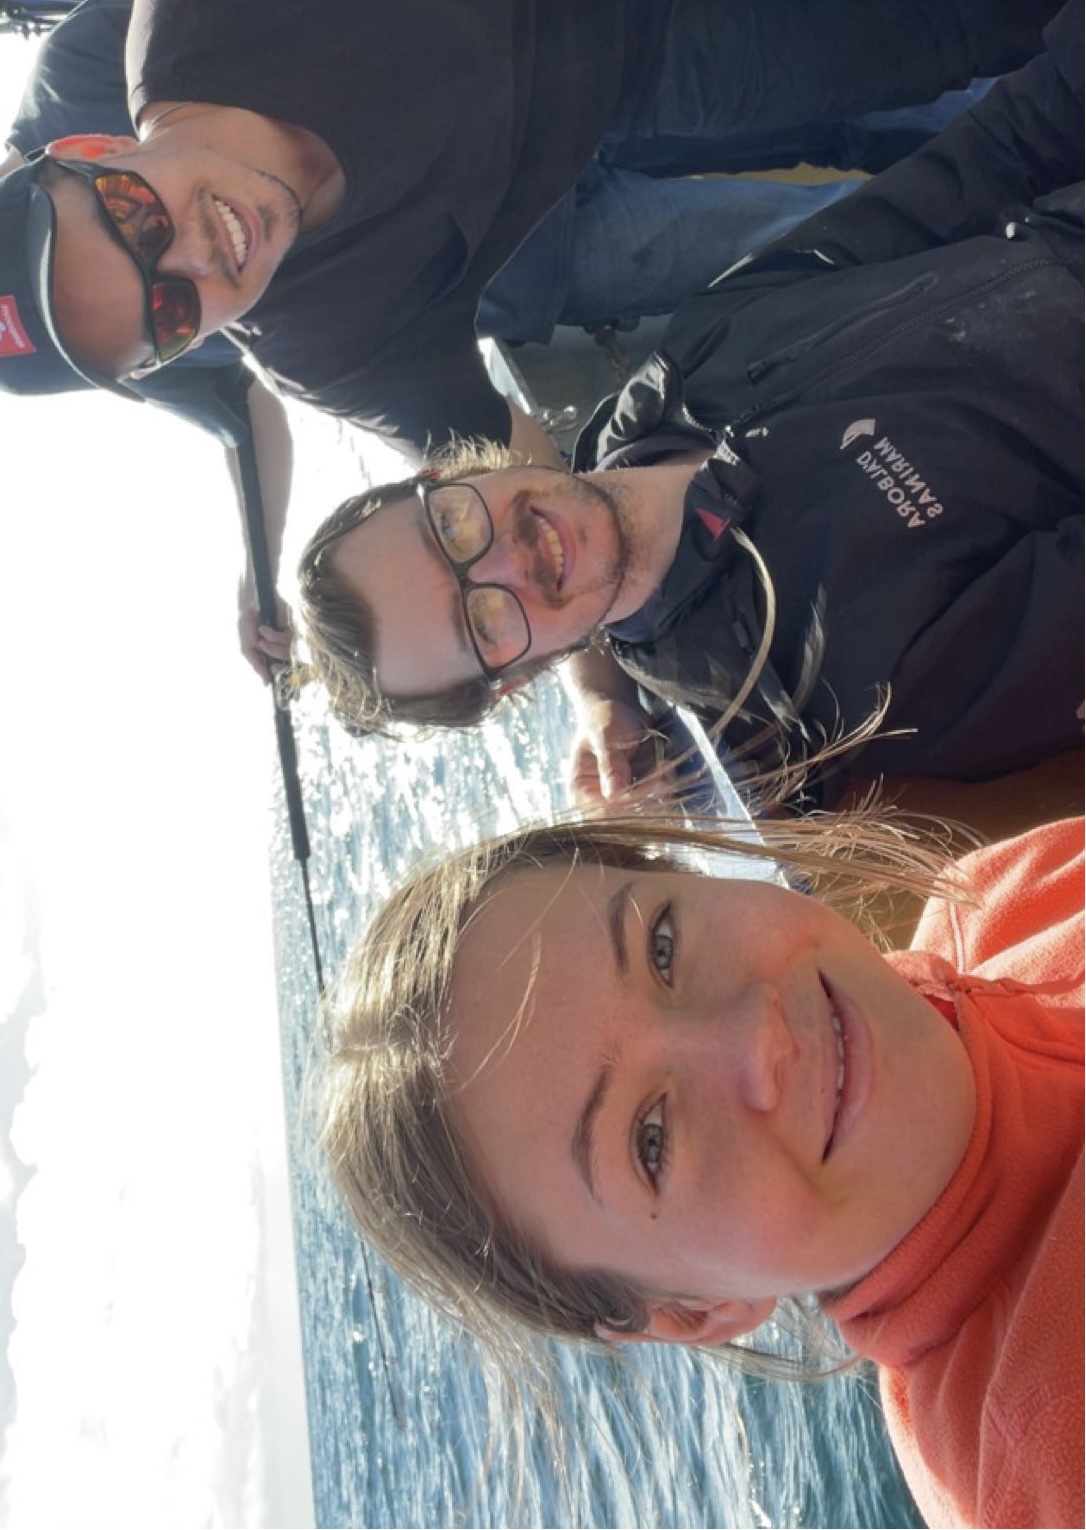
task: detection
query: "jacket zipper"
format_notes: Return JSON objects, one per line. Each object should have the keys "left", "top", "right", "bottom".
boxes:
{"left": 727, "top": 258, "right": 1052, "bottom": 437}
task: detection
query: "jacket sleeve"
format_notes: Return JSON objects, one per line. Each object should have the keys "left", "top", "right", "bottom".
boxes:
{"left": 669, "top": 0, "right": 1083, "bottom": 335}
{"left": 663, "top": 0, "right": 1082, "bottom": 414}
{"left": 755, "top": 0, "right": 1083, "bottom": 271}
{"left": 853, "top": 510, "right": 1085, "bottom": 783}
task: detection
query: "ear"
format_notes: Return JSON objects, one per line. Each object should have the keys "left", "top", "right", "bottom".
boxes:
{"left": 599, "top": 1295, "right": 777, "bottom": 1349}
{"left": 45, "top": 134, "right": 140, "bottom": 163}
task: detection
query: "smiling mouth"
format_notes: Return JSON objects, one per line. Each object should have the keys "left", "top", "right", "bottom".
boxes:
{"left": 535, "top": 512, "right": 566, "bottom": 591}
{"left": 212, "top": 196, "right": 251, "bottom": 271}
{"left": 823, "top": 1004, "right": 847, "bottom": 1161}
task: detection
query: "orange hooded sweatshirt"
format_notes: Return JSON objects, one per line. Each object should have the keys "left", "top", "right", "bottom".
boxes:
{"left": 826, "top": 818, "right": 1084, "bottom": 1529}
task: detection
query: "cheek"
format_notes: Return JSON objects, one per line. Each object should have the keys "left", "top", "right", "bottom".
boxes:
{"left": 688, "top": 1107, "right": 821, "bottom": 1232}
{"left": 700, "top": 892, "right": 818, "bottom": 980}
{"left": 197, "top": 284, "right": 256, "bottom": 332}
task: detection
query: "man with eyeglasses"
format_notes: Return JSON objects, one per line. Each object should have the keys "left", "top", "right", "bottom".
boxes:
{"left": 295, "top": 9, "right": 1083, "bottom": 813}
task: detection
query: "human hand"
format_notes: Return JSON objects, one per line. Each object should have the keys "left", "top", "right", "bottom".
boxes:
{"left": 568, "top": 698, "right": 669, "bottom": 808}
{"left": 238, "top": 577, "right": 293, "bottom": 683}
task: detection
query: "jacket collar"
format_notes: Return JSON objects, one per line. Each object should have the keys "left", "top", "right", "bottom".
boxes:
{"left": 579, "top": 353, "right": 761, "bottom": 640}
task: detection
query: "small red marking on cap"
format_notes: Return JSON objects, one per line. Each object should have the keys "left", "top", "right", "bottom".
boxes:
{"left": 695, "top": 506, "right": 728, "bottom": 540}
{"left": 0, "top": 296, "right": 37, "bottom": 357}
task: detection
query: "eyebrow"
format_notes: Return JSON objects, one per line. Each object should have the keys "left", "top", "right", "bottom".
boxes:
{"left": 571, "top": 1063, "right": 613, "bottom": 1205}
{"left": 607, "top": 880, "right": 634, "bottom": 979}
{"left": 570, "top": 881, "right": 634, "bottom": 1200}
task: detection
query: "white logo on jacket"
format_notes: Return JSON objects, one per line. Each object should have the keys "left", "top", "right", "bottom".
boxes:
{"left": 843, "top": 421, "right": 945, "bottom": 531}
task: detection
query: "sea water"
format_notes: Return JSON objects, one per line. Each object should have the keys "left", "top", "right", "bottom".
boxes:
{"left": 269, "top": 679, "right": 923, "bottom": 1529}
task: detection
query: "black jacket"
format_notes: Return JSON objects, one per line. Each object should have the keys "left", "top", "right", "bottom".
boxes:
{"left": 574, "top": 4, "right": 1083, "bottom": 792}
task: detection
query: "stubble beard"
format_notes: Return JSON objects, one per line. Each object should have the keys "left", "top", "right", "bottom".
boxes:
{"left": 250, "top": 164, "right": 304, "bottom": 242}
{"left": 505, "top": 470, "right": 640, "bottom": 671}
{"left": 571, "top": 472, "right": 639, "bottom": 632}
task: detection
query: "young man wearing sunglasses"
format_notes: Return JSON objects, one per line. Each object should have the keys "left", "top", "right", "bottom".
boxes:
{"left": 295, "top": 8, "right": 1083, "bottom": 811}
{"left": 0, "top": 0, "right": 1060, "bottom": 466}
{"left": 0, "top": 134, "right": 305, "bottom": 677}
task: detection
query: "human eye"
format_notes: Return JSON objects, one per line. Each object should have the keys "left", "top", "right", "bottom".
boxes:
{"left": 466, "top": 587, "right": 504, "bottom": 652}
{"left": 635, "top": 1099, "right": 667, "bottom": 1184}
{"left": 101, "top": 178, "right": 169, "bottom": 256}
{"left": 431, "top": 487, "right": 487, "bottom": 561}
{"left": 431, "top": 499, "right": 458, "bottom": 542}
{"left": 648, "top": 904, "right": 676, "bottom": 986}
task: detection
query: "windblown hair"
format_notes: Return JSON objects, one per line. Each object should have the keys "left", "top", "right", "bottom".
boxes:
{"left": 321, "top": 807, "right": 962, "bottom": 1376}
{"left": 293, "top": 439, "right": 560, "bottom": 735}
{"left": 294, "top": 435, "right": 851, "bottom": 808}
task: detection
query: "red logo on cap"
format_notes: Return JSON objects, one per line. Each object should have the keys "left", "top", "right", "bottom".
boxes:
{"left": 0, "top": 296, "right": 37, "bottom": 358}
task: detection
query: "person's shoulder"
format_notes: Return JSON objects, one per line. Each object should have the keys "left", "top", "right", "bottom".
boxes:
{"left": 129, "top": 350, "right": 255, "bottom": 446}
{"left": 43, "top": 0, "right": 131, "bottom": 56}
{"left": 7, "top": 0, "right": 133, "bottom": 155}
{"left": 952, "top": 818, "right": 1084, "bottom": 922}
{"left": 913, "top": 818, "right": 1085, "bottom": 980}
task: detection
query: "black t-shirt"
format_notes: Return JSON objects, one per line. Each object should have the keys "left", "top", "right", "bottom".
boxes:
{"left": 7, "top": 0, "right": 256, "bottom": 445}
{"left": 127, "top": 0, "right": 662, "bottom": 449}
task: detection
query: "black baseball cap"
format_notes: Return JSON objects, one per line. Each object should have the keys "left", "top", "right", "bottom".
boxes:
{"left": 0, "top": 157, "right": 138, "bottom": 398}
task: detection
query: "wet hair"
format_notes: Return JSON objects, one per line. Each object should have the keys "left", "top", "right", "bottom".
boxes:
{"left": 321, "top": 807, "right": 961, "bottom": 1375}
{"left": 293, "top": 439, "right": 558, "bottom": 734}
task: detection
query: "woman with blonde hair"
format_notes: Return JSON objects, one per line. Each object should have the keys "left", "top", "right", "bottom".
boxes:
{"left": 322, "top": 810, "right": 1083, "bottom": 1529}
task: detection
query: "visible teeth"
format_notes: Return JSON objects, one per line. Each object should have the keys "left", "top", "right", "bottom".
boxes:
{"left": 823, "top": 1004, "right": 847, "bottom": 1161}
{"left": 214, "top": 197, "right": 248, "bottom": 268}
{"left": 538, "top": 517, "right": 564, "bottom": 585}
{"left": 830, "top": 1009, "right": 845, "bottom": 1102}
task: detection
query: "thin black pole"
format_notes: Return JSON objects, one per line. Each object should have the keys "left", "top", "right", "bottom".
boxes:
{"left": 232, "top": 400, "right": 401, "bottom": 1428}
{"left": 233, "top": 423, "right": 326, "bottom": 997}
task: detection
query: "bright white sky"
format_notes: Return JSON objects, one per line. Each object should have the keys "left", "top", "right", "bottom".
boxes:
{"left": 0, "top": 28, "right": 398, "bottom": 1527}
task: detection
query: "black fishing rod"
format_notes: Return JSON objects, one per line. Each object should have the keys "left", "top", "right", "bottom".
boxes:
{"left": 232, "top": 425, "right": 325, "bottom": 997}
{"left": 231, "top": 399, "right": 403, "bottom": 1430}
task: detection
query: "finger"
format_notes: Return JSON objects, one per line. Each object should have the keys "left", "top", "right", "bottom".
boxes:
{"left": 242, "top": 647, "right": 273, "bottom": 684}
{"left": 568, "top": 744, "right": 605, "bottom": 803}
{"left": 569, "top": 765, "right": 604, "bottom": 806}
{"left": 596, "top": 760, "right": 683, "bottom": 813}
{"left": 600, "top": 749, "right": 635, "bottom": 799}
{"left": 571, "top": 774, "right": 607, "bottom": 807}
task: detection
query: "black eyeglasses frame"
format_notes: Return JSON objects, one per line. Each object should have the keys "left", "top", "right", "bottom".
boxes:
{"left": 417, "top": 480, "right": 532, "bottom": 688}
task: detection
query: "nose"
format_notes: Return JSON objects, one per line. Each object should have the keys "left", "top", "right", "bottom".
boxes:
{"left": 731, "top": 983, "right": 794, "bottom": 1113}
{"left": 158, "top": 218, "right": 217, "bottom": 280}
{"left": 671, "top": 982, "right": 793, "bottom": 1115}
{"left": 470, "top": 535, "right": 534, "bottom": 594}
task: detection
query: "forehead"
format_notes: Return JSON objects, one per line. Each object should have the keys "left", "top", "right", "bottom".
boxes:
{"left": 330, "top": 490, "right": 437, "bottom": 599}
{"left": 447, "top": 861, "right": 648, "bottom": 1072}
{"left": 444, "top": 863, "right": 616, "bottom": 1126}
{"left": 330, "top": 492, "right": 481, "bottom": 696}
